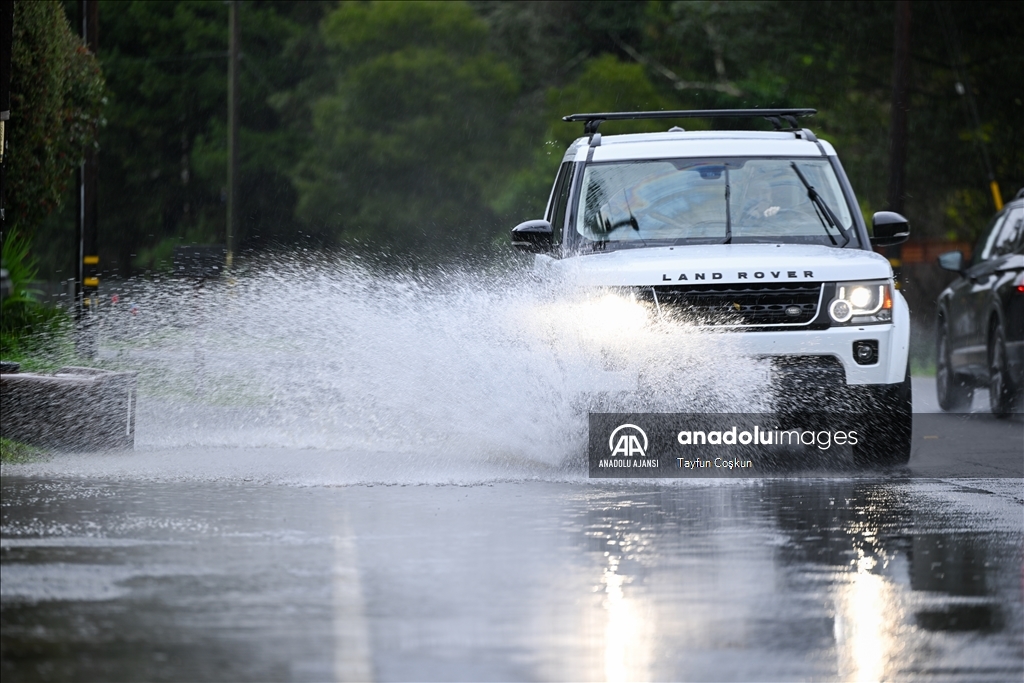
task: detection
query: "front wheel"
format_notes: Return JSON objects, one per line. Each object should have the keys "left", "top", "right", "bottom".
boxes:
{"left": 936, "top": 318, "right": 973, "bottom": 411}
{"left": 989, "top": 321, "right": 1017, "bottom": 417}
{"left": 852, "top": 366, "right": 913, "bottom": 467}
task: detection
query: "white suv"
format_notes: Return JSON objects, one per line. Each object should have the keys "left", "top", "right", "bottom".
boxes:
{"left": 511, "top": 109, "right": 912, "bottom": 465}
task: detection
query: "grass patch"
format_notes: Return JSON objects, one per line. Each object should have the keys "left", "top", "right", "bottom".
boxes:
{"left": 0, "top": 352, "right": 76, "bottom": 374}
{"left": 2, "top": 227, "right": 82, "bottom": 371}
{"left": 0, "top": 437, "right": 48, "bottom": 464}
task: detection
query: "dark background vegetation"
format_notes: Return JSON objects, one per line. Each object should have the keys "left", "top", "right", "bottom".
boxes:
{"left": 8, "top": 1, "right": 1024, "bottom": 283}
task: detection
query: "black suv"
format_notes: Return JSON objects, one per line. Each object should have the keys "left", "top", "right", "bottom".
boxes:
{"left": 936, "top": 189, "right": 1024, "bottom": 415}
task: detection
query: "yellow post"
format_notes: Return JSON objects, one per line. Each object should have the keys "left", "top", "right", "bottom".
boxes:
{"left": 990, "top": 180, "right": 1004, "bottom": 211}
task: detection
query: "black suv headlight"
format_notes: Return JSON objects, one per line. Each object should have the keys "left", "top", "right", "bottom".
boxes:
{"left": 828, "top": 280, "right": 893, "bottom": 325}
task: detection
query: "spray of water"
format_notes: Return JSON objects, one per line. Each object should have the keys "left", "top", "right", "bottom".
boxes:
{"left": 48, "top": 253, "right": 773, "bottom": 481}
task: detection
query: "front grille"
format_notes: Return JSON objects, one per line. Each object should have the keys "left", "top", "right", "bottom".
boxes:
{"left": 642, "top": 282, "right": 823, "bottom": 327}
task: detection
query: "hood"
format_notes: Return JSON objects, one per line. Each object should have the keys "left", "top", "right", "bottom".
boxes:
{"left": 545, "top": 244, "right": 893, "bottom": 286}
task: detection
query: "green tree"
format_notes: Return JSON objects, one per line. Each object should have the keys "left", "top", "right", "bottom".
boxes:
{"left": 84, "top": 1, "right": 330, "bottom": 275}
{"left": 6, "top": 0, "right": 105, "bottom": 236}
{"left": 640, "top": 0, "right": 1023, "bottom": 238}
{"left": 495, "top": 54, "right": 683, "bottom": 222}
{"left": 291, "top": 1, "right": 520, "bottom": 253}
{"left": 21, "top": 0, "right": 1019, "bottom": 274}
{"left": 483, "top": 0, "right": 1022, "bottom": 240}
{"left": 4, "top": 1, "right": 102, "bottom": 356}
{"left": 477, "top": 1, "right": 678, "bottom": 222}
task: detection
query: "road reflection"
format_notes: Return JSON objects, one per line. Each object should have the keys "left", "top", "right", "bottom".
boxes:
{"left": 570, "top": 481, "right": 1020, "bottom": 681}
{"left": 602, "top": 556, "right": 652, "bottom": 682}
{"left": 2, "top": 478, "right": 1019, "bottom": 681}
{"left": 834, "top": 554, "right": 897, "bottom": 681}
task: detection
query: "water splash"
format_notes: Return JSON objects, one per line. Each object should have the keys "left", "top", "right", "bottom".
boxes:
{"left": 85, "top": 253, "right": 770, "bottom": 472}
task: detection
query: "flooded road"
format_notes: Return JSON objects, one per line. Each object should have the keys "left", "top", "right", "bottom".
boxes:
{"left": 2, "top": 473, "right": 1021, "bottom": 682}
{"left": 3, "top": 395, "right": 1022, "bottom": 682}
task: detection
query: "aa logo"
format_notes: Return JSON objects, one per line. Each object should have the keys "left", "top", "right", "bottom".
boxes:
{"left": 609, "top": 424, "right": 648, "bottom": 458}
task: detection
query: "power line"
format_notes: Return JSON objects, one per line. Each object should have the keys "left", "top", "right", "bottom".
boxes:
{"left": 938, "top": 0, "right": 1002, "bottom": 210}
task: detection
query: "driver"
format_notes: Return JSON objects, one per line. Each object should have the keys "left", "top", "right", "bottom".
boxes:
{"left": 741, "top": 178, "right": 781, "bottom": 221}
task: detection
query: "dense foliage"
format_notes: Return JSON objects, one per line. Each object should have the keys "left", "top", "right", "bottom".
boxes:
{"left": 7, "top": 0, "right": 105, "bottom": 235}
{"left": 0, "top": 230, "right": 72, "bottom": 358}
{"left": 2, "top": 2, "right": 98, "bottom": 357}
{"left": 293, "top": 1, "right": 519, "bottom": 252}
{"left": 17, "top": 0, "right": 1024, "bottom": 276}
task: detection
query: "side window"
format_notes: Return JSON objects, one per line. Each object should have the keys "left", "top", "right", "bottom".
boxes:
{"left": 991, "top": 206, "right": 1023, "bottom": 256}
{"left": 973, "top": 213, "right": 1006, "bottom": 265}
{"left": 546, "top": 162, "right": 574, "bottom": 245}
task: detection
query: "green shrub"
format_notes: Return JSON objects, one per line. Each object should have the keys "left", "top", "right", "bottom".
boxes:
{"left": 1, "top": 230, "right": 73, "bottom": 361}
{"left": 0, "top": 437, "right": 47, "bottom": 464}
{"left": 7, "top": 1, "right": 106, "bottom": 234}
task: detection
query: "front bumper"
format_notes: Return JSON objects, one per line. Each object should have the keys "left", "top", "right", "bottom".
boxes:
{"left": 691, "top": 287, "right": 910, "bottom": 386}
{"left": 727, "top": 322, "right": 908, "bottom": 385}
{"left": 585, "top": 291, "right": 910, "bottom": 389}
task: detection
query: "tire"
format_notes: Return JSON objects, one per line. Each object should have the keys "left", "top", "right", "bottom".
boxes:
{"left": 936, "top": 318, "right": 973, "bottom": 411}
{"left": 988, "top": 320, "right": 1017, "bottom": 417}
{"left": 853, "top": 365, "right": 913, "bottom": 467}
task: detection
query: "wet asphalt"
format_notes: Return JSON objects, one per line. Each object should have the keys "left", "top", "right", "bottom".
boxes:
{"left": 1, "top": 380, "right": 1022, "bottom": 682}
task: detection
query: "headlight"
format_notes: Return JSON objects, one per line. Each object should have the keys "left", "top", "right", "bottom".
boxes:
{"left": 828, "top": 280, "right": 893, "bottom": 325}
{"left": 579, "top": 293, "right": 651, "bottom": 337}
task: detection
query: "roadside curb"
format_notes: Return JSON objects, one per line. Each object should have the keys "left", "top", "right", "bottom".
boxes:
{"left": 0, "top": 366, "right": 137, "bottom": 452}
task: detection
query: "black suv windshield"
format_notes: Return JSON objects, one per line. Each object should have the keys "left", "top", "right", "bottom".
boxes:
{"left": 573, "top": 158, "right": 858, "bottom": 249}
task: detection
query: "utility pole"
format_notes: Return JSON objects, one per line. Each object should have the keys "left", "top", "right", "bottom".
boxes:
{"left": 226, "top": 0, "right": 239, "bottom": 271}
{"left": 0, "top": 2, "right": 12, "bottom": 246}
{"left": 77, "top": 0, "right": 100, "bottom": 356}
{"left": 885, "top": 0, "right": 911, "bottom": 286}
{"left": 887, "top": 0, "right": 911, "bottom": 215}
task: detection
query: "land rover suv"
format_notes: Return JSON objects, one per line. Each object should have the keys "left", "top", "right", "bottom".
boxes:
{"left": 510, "top": 109, "right": 912, "bottom": 465}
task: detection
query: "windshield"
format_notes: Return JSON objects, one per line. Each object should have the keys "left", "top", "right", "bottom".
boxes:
{"left": 574, "top": 158, "right": 857, "bottom": 248}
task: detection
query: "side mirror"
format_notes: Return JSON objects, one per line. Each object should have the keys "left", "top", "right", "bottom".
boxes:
{"left": 937, "top": 250, "right": 965, "bottom": 274}
{"left": 511, "top": 219, "right": 553, "bottom": 253}
{"left": 870, "top": 211, "right": 910, "bottom": 247}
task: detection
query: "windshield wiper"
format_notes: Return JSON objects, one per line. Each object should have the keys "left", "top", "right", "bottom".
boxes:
{"left": 723, "top": 167, "right": 732, "bottom": 244}
{"left": 622, "top": 190, "right": 640, "bottom": 232}
{"left": 622, "top": 190, "right": 647, "bottom": 247}
{"left": 790, "top": 163, "right": 851, "bottom": 247}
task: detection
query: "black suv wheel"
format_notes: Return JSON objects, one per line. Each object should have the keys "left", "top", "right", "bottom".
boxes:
{"left": 989, "top": 320, "right": 1017, "bottom": 417}
{"left": 936, "top": 317, "right": 973, "bottom": 411}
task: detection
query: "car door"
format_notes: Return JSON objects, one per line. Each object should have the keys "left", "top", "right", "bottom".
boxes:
{"left": 989, "top": 204, "right": 1024, "bottom": 337}
{"left": 951, "top": 212, "right": 1008, "bottom": 377}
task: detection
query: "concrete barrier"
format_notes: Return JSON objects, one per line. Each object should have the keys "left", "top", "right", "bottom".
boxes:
{"left": 0, "top": 366, "right": 137, "bottom": 451}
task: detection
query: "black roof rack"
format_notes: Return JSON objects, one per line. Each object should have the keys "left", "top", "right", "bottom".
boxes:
{"left": 563, "top": 108, "right": 817, "bottom": 135}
